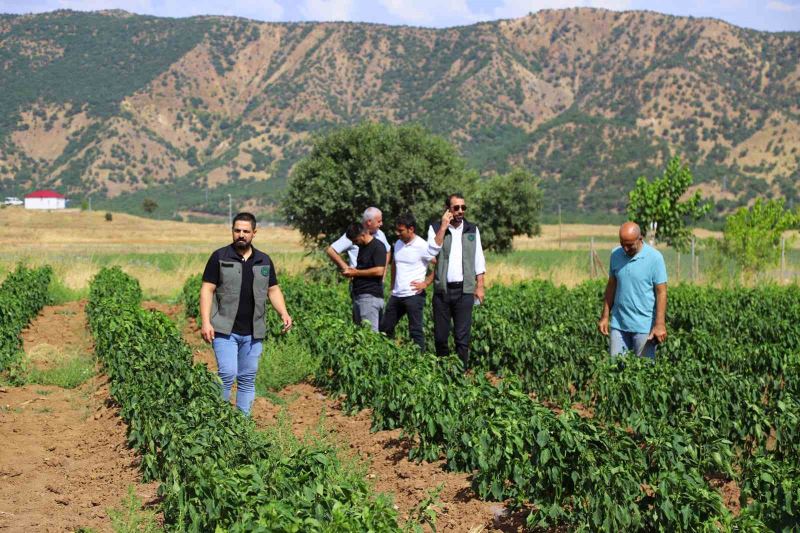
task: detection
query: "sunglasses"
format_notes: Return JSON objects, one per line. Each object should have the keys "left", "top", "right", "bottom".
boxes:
{"left": 450, "top": 205, "right": 467, "bottom": 212}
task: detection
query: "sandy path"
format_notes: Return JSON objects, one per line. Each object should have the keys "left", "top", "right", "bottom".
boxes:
{"left": 0, "top": 301, "right": 159, "bottom": 532}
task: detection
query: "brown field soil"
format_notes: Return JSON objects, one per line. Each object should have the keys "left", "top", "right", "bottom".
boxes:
{"left": 179, "top": 314, "right": 528, "bottom": 532}
{"left": 0, "top": 301, "right": 159, "bottom": 532}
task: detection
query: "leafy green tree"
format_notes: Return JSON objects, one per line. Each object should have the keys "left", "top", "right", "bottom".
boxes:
{"left": 474, "top": 167, "right": 542, "bottom": 253}
{"left": 719, "top": 198, "right": 798, "bottom": 275}
{"left": 142, "top": 198, "right": 158, "bottom": 213}
{"left": 283, "top": 122, "right": 475, "bottom": 247}
{"left": 627, "top": 156, "right": 710, "bottom": 251}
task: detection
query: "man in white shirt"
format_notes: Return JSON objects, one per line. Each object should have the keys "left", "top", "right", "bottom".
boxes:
{"left": 326, "top": 207, "right": 390, "bottom": 269}
{"left": 325, "top": 207, "right": 391, "bottom": 323}
{"left": 427, "top": 194, "right": 486, "bottom": 369}
{"left": 379, "top": 213, "right": 435, "bottom": 350}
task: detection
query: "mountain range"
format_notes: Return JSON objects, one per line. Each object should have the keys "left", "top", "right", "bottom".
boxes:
{"left": 0, "top": 8, "right": 798, "bottom": 221}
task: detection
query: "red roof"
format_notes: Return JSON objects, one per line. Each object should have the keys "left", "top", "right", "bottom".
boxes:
{"left": 25, "top": 189, "right": 65, "bottom": 199}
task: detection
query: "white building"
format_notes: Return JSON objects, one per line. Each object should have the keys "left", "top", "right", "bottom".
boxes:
{"left": 24, "top": 189, "right": 66, "bottom": 209}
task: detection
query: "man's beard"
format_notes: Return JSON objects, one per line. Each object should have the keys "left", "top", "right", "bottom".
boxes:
{"left": 234, "top": 238, "right": 249, "bottom": 250}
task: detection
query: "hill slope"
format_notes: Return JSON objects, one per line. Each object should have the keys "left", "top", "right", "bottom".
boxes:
{"left": 0, "top": 8, "right": 798, "bottom": 220}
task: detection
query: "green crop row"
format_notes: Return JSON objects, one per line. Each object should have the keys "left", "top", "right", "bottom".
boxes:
{"left": 89, "top": 267, "right": 400, "bottom": 532}
{"left": 0, "top": 264, "right": 52, "bottom": 375}
{"left": 181, "top": 275, "right": 800, "bottom": 530}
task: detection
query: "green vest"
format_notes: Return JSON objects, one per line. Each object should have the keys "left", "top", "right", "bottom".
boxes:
{"left": 210, "top": 248, "right": 271, "bottom": 340}
{"left": 433, "top": 220, "right": 478, "bottom": 294}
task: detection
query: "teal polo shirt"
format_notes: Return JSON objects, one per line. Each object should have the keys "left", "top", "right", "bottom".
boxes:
{"left": 609, "top": 243, "right": 667, "bottom": 334}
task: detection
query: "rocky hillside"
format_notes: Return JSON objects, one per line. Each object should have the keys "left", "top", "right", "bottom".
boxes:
{"left": 0, "top": 8, "right": 798, "bottom": 220}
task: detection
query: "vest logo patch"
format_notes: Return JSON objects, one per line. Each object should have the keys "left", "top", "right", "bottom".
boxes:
{"left": 260, "top": 266, "right": 270, "bottom": 276}
{"left": 468, "top": 234, "right": 475, "bottom": 241}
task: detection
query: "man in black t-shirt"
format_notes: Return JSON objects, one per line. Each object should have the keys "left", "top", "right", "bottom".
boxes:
{"left": 199, "top": 212, "right": 292, "bottom": 415}
{"left": 342, "top": 222, "right": 386, "bottom": 331}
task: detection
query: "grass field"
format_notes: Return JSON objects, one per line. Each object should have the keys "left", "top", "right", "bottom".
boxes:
{"left": 1, "top": 207, "right": 797, "bottom": 299}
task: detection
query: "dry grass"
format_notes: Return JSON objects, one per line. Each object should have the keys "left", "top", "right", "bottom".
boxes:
{"left": 2, "top": 209, "right": 793, "bottom": 295}
{"left": 0, "top": 208, "right": 310, "bottom": 298}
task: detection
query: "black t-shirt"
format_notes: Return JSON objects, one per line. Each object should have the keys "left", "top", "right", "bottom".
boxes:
{"left": 202, "top": 244, "right": 278, "bottom": 336}
{"left": 352, "top": 238, "right": 386, "bottom": 298}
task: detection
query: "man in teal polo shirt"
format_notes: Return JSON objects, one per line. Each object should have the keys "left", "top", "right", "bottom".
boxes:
{"left": 598, "top": 222, "right": 667, "bottom": 359}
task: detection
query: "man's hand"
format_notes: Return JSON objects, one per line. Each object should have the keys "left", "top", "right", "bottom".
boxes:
{"left": 280, "top": 313, "right": 293, "bottom": 334}
{"left": 597, "top": 316, "right": 609, "bottom": 336}
{"left": 474, "top": 285, "right": 485, "bottom": 304}
{"left": 201, "top": 322, "right": 215, "bottom": 343}
{"left": 342, "top": 267, "right": 357, "bottom": 278}
{"left": 410, "top": 279, "right": 427, "bottom": 293}
{"left": 648, "top": 323, "right": 667, "bottom": 344}
{"left": 441, "top": 209, "right": 453, "bottom": 227}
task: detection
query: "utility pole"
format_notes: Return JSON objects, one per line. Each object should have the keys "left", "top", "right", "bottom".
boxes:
{"left": 558, "top": 204, "right": 562, "bottom": 250}
{"left": 781, "top": 236, "right": 786, "bottom": 283}
{"left": 228, "top": 194, "right": 232, "bottom": 226}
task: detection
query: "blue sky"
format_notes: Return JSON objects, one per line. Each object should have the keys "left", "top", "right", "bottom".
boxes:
{"left": 1, "top": 0, "right": 798, "bottom": 32}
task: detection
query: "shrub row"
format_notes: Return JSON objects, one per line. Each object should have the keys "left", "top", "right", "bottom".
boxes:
{"left": 90, "top": 267, "right": 400, "bottom": 532}
{"left": 0, "top": 265, "right": 52, "bottom": 374}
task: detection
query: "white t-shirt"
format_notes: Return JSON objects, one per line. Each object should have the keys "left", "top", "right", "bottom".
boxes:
{"left": 392, "top": 235, "right": 436, "bottom": 298}
{"left": 427, "top": 223, "right": 486, "bottom": 282}
{"left": 331, "top": 228, "right": 390, "bottom": 267}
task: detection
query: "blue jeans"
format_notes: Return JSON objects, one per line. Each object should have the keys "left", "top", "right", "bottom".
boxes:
{"left": 609, "top": 328, "right": 656, "bottom": 360}
{"left": 212, "top": 333, "right": 263, "bottom": 415}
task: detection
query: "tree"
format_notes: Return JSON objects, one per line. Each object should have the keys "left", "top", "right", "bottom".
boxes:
{"left": 474, "top": 167, "right": 542, "bottom": 253}
{"left": 719, "top": 198, "right": 798, "bottom": 276}
{"left": 627, "top": 156, "right": 710, "bottom": 251}
{"left": 142, "top": 198, "right": 158, "bottom": 213}
{"left": 283, "top": 122, "right": 475, "bottom": 247}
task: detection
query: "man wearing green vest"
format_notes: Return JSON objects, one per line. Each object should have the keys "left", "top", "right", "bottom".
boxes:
{"left": 427, "top": 194, "right": 486, "bottom": 369}
{"left": 199, "top": 212, "right": 293, "bottom": 415}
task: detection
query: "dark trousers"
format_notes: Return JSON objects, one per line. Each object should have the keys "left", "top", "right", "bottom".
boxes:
{"left": 433, "top": 285, "right": 474, "bottom": 369}
{"left": 380, "top": 293, "right": 426, "bottom": 351}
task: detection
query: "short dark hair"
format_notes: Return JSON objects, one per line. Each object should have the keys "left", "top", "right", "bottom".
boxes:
{"left": 396, "top": 212, "right": 416, "bottom": 231}
{"left": 345, "top": 222, "right": 364, "bottom": 241}
{"left": 446, "top": 193, "right": 465, "bottom": 208}
{"left": 232, "top": 212, "right": 257, "bottom": 229}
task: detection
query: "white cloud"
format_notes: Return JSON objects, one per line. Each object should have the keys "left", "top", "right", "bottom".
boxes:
{"left": 299, "top": 0, "right": 355, "bottom": 21}
{"left": 766, "top": 0, "right": 798, "bottom": 12}
{"left": 378, "top": 0, "right": 485, "bottom": 25}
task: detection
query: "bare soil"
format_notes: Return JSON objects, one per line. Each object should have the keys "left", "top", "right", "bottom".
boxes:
{"left": 0, "top": 301, "right": 159, "bottom": 532}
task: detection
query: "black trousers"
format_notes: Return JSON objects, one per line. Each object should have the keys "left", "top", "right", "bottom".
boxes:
{"left": 432, "top": 286, "right": 474, "bottom": 369}
{"left": 380, "top": 293, "right": 426, "bottom": 351}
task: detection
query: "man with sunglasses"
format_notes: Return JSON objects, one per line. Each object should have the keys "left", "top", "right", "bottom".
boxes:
{"left": 427, "top": 193, "right": 486, "bottom": 369}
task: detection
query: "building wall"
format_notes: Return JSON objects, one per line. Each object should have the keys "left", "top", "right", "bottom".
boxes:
{"left": 24, "top": 198, "right": 66, "bottom": 209}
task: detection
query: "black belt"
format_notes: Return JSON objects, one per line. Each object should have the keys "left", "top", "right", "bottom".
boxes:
{"left": 446, "top": 282, "right": 463, "bottom": 289}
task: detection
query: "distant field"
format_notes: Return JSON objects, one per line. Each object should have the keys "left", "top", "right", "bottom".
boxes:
{"left": 1, "top": 208, "right": 797, "bottom": 298}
